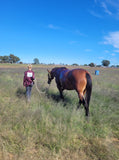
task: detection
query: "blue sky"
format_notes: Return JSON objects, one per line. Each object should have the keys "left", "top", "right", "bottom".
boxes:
{"left": 0, "top": 0, "right": 119, "bottom": 65}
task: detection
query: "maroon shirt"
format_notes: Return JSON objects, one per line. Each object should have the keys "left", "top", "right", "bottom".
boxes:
{"left": 23, "top": 70, "right": 35, "bottom": 87}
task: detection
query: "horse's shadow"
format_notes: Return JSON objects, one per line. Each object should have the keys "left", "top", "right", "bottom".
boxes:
{"left": 44, "top": 87, "right": 74, "bottom": 106}
{"left": 47, "top": 92, "right": 62, "bottom": 102}
{"left": 16, "top": 87, "right": 26, "bottom": 98}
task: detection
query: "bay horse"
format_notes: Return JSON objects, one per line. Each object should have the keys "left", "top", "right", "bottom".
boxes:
{"left": 47, "top": 67, "right": 92, "bottom": 116}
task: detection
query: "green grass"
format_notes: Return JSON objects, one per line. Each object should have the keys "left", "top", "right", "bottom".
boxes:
{"left": 0, "top": 64, "right": 119, "bottom": 160}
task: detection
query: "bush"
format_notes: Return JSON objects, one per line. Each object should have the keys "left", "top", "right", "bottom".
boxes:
{"left": 89, "top": 63, "right": 95, "bottom": 67}
{"left": 72, "top": 63, "right": 79, "bottom": 66}
{"left": 102, "top": 60, "right": 110, "bottom": 67}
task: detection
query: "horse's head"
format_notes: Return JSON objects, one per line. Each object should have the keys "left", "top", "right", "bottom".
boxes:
{"left": 47, "top": 69, "right": 54, "bottom": 84}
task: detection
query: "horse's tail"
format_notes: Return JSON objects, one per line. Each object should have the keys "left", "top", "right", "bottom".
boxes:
{"left": 85, "top": 73, "right": 92, "bottom": 107}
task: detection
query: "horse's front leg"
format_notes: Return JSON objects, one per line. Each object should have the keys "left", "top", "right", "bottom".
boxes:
{"left": 56, "top": 81, "right": 64, "bottom": 100}
{"left": 59, "top": 89, "right": 64, "bottom": 100}
{"left": 57, "top": 86, "right": 64, "bottom": 100}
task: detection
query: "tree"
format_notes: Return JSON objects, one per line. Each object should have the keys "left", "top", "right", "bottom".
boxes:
{"left": 102, "top": 60, "right": 110, "bottom": 67}
{"left": 96, "top": 65, "right": 101, "bottom": 67}
{"left": 89, "top": 62, "right": 95, "bottom": 67}
{"left": 0, "top": 56, "right": 9, "bottom": 63}
{"left": 72, "top": 63, "right": 79, "bottom": 66}
{"left": 9, "top": 54, "right": 20, "bottom": 63}
{"left": 0, "top": 54, "right": 20, "bottom": 63}
{"left": 0, "top": 56, "right": 3, "bottom": 63}
{"left": 33, "top": 58, "right": 39, "bottom": 64}
{"left": 116, "top": 65, "right": 119, "bottom": 68}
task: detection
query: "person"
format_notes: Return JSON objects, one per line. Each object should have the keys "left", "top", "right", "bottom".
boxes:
{"left": 23, "top": 64, "right": 35, "bottom": 102}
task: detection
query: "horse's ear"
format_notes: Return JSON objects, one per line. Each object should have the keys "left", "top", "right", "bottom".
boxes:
{"left": 47, "top": 69, "right": 50, "bottom": 73}
{"left": 47, "top": 69, "right": 52, "bottom": 78}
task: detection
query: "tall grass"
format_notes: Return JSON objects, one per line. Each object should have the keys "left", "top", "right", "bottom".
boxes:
{"left": 0, "top": 64, "right": 119, "bottom": 160}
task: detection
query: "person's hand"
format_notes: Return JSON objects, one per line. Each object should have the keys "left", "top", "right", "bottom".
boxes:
{"left": 33, "top": 80, "right": 35, "bottom": 84}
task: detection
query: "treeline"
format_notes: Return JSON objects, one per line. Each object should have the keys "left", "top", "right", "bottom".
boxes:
{"left": 0, "top": 55, "right": 119, "bottom": 68}
{"left": 73, "top": 60, "right": 119, "bottom": 68}
{"left": 0, "top": 54, "right": 20, "bottom": 63}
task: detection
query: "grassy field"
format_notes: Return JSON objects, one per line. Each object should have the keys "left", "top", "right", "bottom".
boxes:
{"left": 0, "top": 64, "right": 119, "bottom": 160}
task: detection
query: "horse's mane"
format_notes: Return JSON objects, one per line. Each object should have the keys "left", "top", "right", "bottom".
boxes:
{"left": 51, "top": 67, "right": 67, "bottom": 72}
{"left": 51, "top": 67, "right": 68, "bottom": 76}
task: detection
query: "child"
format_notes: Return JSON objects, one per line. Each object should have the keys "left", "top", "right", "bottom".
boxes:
{"left": 23, "top": 64, "right": 35, "bottom": 102}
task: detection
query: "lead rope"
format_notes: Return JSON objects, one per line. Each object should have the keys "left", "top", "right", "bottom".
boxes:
{"left": 34, "top": 78, "right": 50, "bottom": 96}
{"left": 34, "top": 78, "right": 42, "bottom": 95}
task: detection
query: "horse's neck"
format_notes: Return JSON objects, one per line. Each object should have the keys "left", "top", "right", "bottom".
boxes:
{"left": 51, "top": 68, "right": 57, "bottom": 77}
{"left": 52, "top": 68, "right": 68, "bottom": 78}
{"left": 60, "top": 69, "right": 69, "bottom": 79}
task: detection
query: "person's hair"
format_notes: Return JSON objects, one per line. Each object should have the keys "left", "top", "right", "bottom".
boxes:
{"left": 27, "top": 64, "right": 32, "bottom": 69}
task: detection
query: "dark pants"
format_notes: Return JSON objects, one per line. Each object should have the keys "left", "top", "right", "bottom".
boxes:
{"left": 26, "top": 85, "right": 32, "bottom": 101}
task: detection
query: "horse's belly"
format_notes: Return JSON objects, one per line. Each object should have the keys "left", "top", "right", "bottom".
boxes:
{"left": 65, "top": 87, "right": 74, "bottom": 90}
{"left": 63, "top": 81, "right": 74, "bottom": 90}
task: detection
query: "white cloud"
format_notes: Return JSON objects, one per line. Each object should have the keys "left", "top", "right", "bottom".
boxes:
{"left": 47, "top": 24, "right": 60, "bottom": 30}
{"left": 101, "top": 2, "right": 112, "bottom": 15}
{"left": 94, "top": 0, "right": 98, "bottom": 3}
{"left": 98, "top": 56, "right": 104, "bottom": 60}
{"left": 69, "top": 41, "right": 80, "bottom": 45}
{"left": 75, "top": 30, "right": 87, "bottom": 36}
{"left": 92, "top": 0, "right": 119, "bottom": 18}
{"left": 89, "top": 10, "right": 102, "bottom": 18}
{"left": 84, "top": 49, "right": 92, "bottom": 52}
{"left": 114, "top": 49, "right": 119, "bottom": 52}
{"left": 106, "top": 0, "right": 119, "bottom": 8}
{"left": 104, "top": 50, "right": 109, "bottom": 53}
{"left": 104, "top": 31, "right": 119, "bottom": 49}
{"left": 111, "top": 53, "right": 116, "bottom": 56}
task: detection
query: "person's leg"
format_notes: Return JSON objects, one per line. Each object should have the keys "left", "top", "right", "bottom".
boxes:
{"left": 26, "top": 86, "right": 30, "bottom": 102}
{"left": 29, "top": 85, "right": 32, "bottom": 100}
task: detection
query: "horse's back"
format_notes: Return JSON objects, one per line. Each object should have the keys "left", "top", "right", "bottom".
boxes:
{"left": 68, "top": 68, "right": 90, "bottom": 80}
{"left": 52, "top": 67, "right": 91, "bottom": 91}
{"left": 67, "top": 68, "right": 91, "bottom": 91}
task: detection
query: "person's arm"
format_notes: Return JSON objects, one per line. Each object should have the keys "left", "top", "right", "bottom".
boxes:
{"left": 31, "top": 71, "right": 35, "bottom": 84}
{"left": 23, "top": 71, "right": 26, "bottom": 86}
{"left": 32, "top": 71, "right": 35, "bottom": 80}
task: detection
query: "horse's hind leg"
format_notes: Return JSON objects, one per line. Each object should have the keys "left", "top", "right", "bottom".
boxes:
{"left": 77, "top": 92, "right": 89, "bottom": 116}
{"left": 77, "top": 92, "right": 84, "bottom": 109}
{"left": 77, "top": 99, "right": 82, "bottom": 109}
{"left": 84, "top": 102, "right": 89, "bottom": 116}
{"left": 82, "top": 96, "right": 89, "bottom": 116}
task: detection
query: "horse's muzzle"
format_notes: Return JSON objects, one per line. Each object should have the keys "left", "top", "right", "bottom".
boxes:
{"left": 47, "top": 80, "right": 51, "bottom": 84}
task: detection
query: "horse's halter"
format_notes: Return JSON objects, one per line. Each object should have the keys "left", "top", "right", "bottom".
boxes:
{"left": 48, "top": 72, "right": 52, "bottom": 79}
{"left": 47, "top": 72, "right": 53, "bottom": 84}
